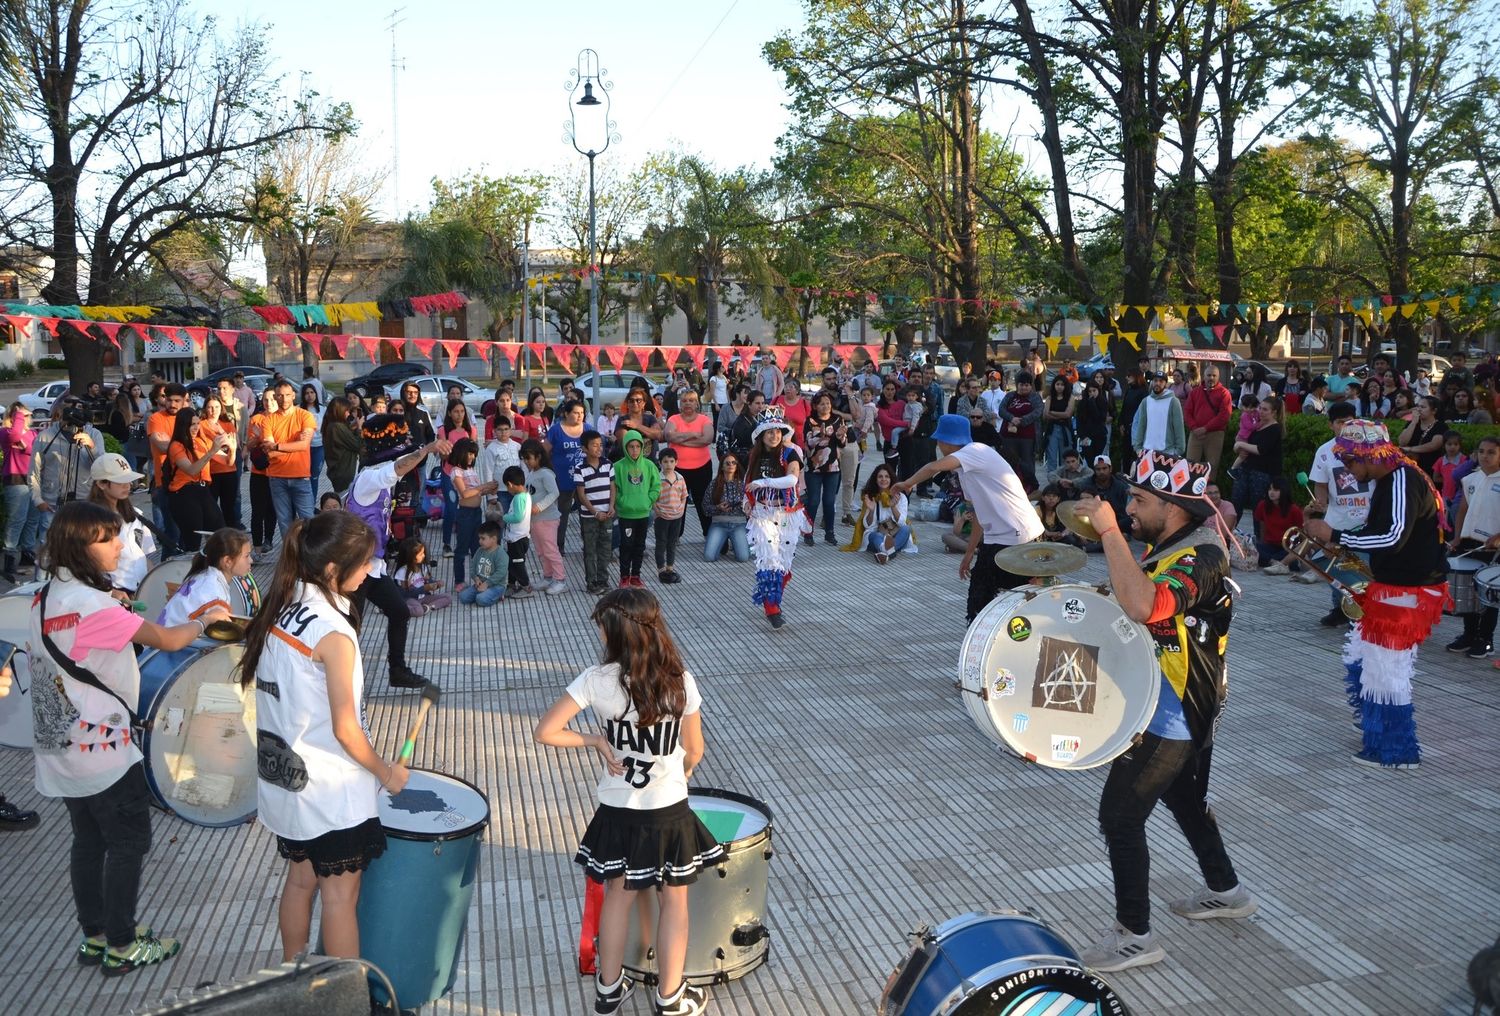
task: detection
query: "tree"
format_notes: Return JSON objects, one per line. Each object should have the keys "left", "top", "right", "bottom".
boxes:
{"left": 541, "top": 161, "right": 642, "bottom": 345}
{"left": 0, "top": 0, "right": 348, "bottom": 388}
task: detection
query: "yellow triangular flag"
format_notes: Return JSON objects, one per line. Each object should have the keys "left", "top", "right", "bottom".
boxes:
{"left": 1132, "top": 305, "right": 1148, "bottom": 317}
{"left": 1194, "top": 304, "right": 1211, "bottom": 319}
{"left": 1381, "top": 305, "right": 1399, "bottom": 321}
{"left": 1120, "top": 331, "right": 1141, "bottom": 350}
{"left": 1423, "top": 299, "right": 1440, "bottom": 315}
{"left": 1149, "top": 328, "right": 1169, "bottom": 344}
{"left": 1066, "top": 334, "right": 1083, "bottom": 350}
{"left": 1447, "top": 295, "right": 1461, "bottom": 312}
{"left": 1097, "top": 332, "right": 1112, "bottom": 352}
{"left": 1398, "top": 303, "right": 1415, "bottom": 318}
{"left": 1355, "top": 307, "right": 1375, "bottom": 325}
{"left": 1044, "top": 336, "right": 1062, "bottom": 357}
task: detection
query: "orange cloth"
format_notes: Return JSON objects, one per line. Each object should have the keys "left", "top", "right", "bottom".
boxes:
{"left": 666, "top": 412, "right": 713, "bottom": 470}
{"left": 147, "top": 410, "right": 176, "bottom": 488}
{"left": 167, "top": 431, "right": 214, "bottom": 491}
{"left": 262, "top": 407, "right": 316, "bottom": 478}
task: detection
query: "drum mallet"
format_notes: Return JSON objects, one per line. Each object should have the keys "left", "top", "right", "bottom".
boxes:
{"left": 399, "top": 684, "right": 441, "bottom": 763}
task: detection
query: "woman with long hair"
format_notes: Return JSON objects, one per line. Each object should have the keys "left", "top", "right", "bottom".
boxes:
{"left": 158, "top": 527, "right": 253, "bottom": 627}
{"left": 874, "top": 379, "right": 907, "bottom": 470}
{"left": 703, "top": 451, "right": 750, "bottom": 562}
{"left": 87, "top": 453, "right": 157, "bottom": 596}
{"left": 800, "top": 391, "right": 846, "bottom": 546}
{"left": 163, "top": 408, "right": 229, "bottom": 553}
{"left": 1075, "top": 374, "right": 1113, "bottom": 462}
{"left": 300, "top": 384, "right": 327, "bottom": 498}
{"left": 744, "top": 407, "right": 805, "bottom": 630}
{"left": 238, "top": 510, "right": 408, "bottom": 963}
{"left": 842, "top": 463, "right": 914, "bottom": 562}
{"left": 1230, "top": 396, "right": 1285, "bottom": 527}
{"left": 201, "top": 393, "right": 240, "bottom": 528}
{"left": 247, "top": 388, "right": 278, "bottom": 555}
{"left": 321, "top": 396, "right": 363, "bottom": 495}
{"left": 1042, "top": 374, "right": 1076, "bottom": 473}
{"left": 437, "top": 398, "right": 475, "bottom": 557}
{"left": 1355, "top": 377, "right": 1389, "bottom": 419}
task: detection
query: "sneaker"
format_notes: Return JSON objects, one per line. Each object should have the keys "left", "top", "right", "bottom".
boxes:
{"left": 595, "top": 972, "right": 635, "bottom": 1015}
{"left": 823, "top": 533, "right": 838, "bottom": 545}
{"left": 78, "top": 925, "right": 151, "bottom": 966}
{"left": 442, "top": 545, "right": 454, "bottom": 559}
{"left": 1445, "top": 636, "right": 1474, "bottom": 653}
{"left": 1167, "top": 884, "right": 1258, "bottom": 921}
{"left": 655, "top": 982, "right": 707, "bottom": 1016}
{"left": 546, "top": 580, "right": 567, "bottom": 596}
{"left": 768, "top": 612, "right": 785, "bottom": 630}
{"left": 1292, "top": 570, "right": 1319, "bottom": 584}
{"left": 662, "top": 570, "right": 682, "bottom": 585}
{"left": 1352, "top": 749, "right": 1420, "bottom": 771}
{"left": 842, "top": 514, "right": 856, "bottom": 525}
{"left": 1466, "top": 643, "right": 1494, "bottom": 659}
{"left": 1077, "top": 921, "right": 1166, "bottom": 973}
{"left": 1263, "top": 562, "right": 1290, "bottom": 576}
{"left": 389, "top": 669, "right": 429, "bottom": 689}
{"left": 101, "top": 931, "right": 181, "bottom": 977}
{"left": 1319, "top": 609, "right": 1348, "bottom": 627}
{"left": 802, "top": 534, "right": 814, "bottom": 547}
{"left": 510, "top": 585, "right": 535, "bottom": 600}
{"left": 0, "top": 797, "right": 40, "bottom": 831}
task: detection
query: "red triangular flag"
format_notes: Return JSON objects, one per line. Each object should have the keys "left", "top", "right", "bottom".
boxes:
{"left": 297, "top": 332, "right": 322, "bottom": 354}
{"left": 802, "top": 345, "right": 824, "bottom": 371}
{"left": 495, "top": 342, "right": 521, "bottom": 368}
{"left": 409, "top": 338, "right": 436, "bottom": 360}
{"left": 575, "top": 344, "right": 601, "bottom": 369}
{"left": 600, "top": 345, "right": 629, "bottom": 371}
{"left": 94, "top": 321, "right": 125, "bottom": 348}
{"left": 441, "top": 340, "right": 464, "bottom": 370}
{"left": 1211, "top": 324, "right": 1228, "bottom": 344}
{"left": 771, "top": 345, "right": 799, "bottom": 373}
{"left": 860, "top": 344, "right": 881, "bottom": 364}
{"left": 3, "top": 315, "right": 32, "bottom": 337}
{"left": 213, "top": 329, "right": 240, "bottom": 355}
{"left": 711, "top": 346, "right": 734, "bottom": 366}
{"left": 527, "top": 342, "right": 550, "bottom": 367}
{"left": 834, "top": 344, "right": 859, "bottom": 364}
{"left": 735, "top": 347, "right": 756, "bottom": 372}
{"left": 472, "top": 341, "right": 490, "bottom": 364}
{"left": 356, "top": 335, "right": 382, "bottom": 363}
{"left": 38, "top": 317, "right": 64, "bottom": 337}
{"left": 247, "top": 330, "right": 269, "bottom": 344}
{"left": 183, "top": 326, "right": 210, "bottom": 348}
{"left": 325, "top": 333, "right": 348, "bottom": 358}
{"left": 683, "top": 345, "right": 706, "bottom": 370}
{"left": 630, "top": 346, "right": 654, "bottom": 373}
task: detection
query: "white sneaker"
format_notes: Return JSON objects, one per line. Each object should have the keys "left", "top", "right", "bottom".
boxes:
{"left": 546, "top": 580, "right": 567, "bottom": 596}
{"left": 1292, "top": 570, "right": 1320, "bottom": 584}
{"left": 1078, "top": 921, "right": 1166, "bottom": 972}
{"left": 1263, "top": 562, "right": 1291, "bottom": 576}
{"left": 1167, "top": 884, "right": 1259, "bottom": 920}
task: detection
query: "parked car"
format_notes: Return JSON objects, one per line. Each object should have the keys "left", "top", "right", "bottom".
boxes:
{"left": 383, "top": 374, "right": 489, "bottom": 422}
{"left": 17, "top": 380, "right": 72, "bottom": 414}
{"left": 571, "top": 370, "right": 664, "bottom": 408}
{"left": 344, "top": 361, "right": 429, "bottom": 399}
{"left": 187, "top": 372, "right": 273, "bottom": 409}
{"left": 1075, "top": 353, "right": 1114, "bottom": 380}
{"left": 1228, "top": 353, "right": 1285, "bottom": 385}
{"left": 201, "top": 365, "right": 275, "bottom": 385}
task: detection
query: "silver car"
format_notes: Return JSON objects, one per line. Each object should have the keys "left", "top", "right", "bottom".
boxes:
{"left": 385, "top": 375, "right": 491, "bottom": 422}
{"left": 570, "top": 370, "right": 664, "bottom": 409}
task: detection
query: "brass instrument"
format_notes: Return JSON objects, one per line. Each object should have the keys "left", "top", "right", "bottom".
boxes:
{"left": 1281, "top": 527, "right": 1373, "bottom": 619}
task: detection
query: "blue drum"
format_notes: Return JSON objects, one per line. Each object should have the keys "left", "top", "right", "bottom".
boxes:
{"left": 357, "top": 769, "right": 489, "bottom": 1010}
{"left": 136, "top": 643, "right": 258, "bottom": 827}
{"left": 880, "top": 911, "right": 1131, "bottom": 1016}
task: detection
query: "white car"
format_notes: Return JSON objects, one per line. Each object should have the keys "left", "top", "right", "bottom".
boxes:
{"left": 571, "top": 370, "right": 664, "bottom": 408}
{"left": 18, "top": 380, "right": 71, "bottom": 414}
{"left": 384, "top": 375, "right": 490, "bottom": 422}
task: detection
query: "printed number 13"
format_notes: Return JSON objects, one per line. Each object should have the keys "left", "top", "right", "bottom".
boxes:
{"left": 622, "top": 757, "right": 654, "bottom": 788}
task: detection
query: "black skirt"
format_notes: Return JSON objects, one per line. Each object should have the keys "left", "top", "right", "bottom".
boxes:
{"left": 575, "top": 800, "right": 726, "bottom": 891}
{"left": 276, "top": 817, "right": 387, "bottom": 878}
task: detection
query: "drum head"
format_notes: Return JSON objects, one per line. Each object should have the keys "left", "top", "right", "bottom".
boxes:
{"left": 688, "top": 789, "right": 772, "bottom": 843}
{"left": 949, "top": 965, "right": 1131, "bottom": 1015}
{"left": 0, "top": 583, "right": 40, "bottom": 638}
{"left": 960, "top": 585, "right": 1159, "bottom": 769}
{"left": 381, "top": 769, "right": 490, "bottom": 841}
{"left": 1451, "top": 557, "right": 1485, "bottom": 575}
{"left": 138, "top": 558, "right": 193, "bottom": 621}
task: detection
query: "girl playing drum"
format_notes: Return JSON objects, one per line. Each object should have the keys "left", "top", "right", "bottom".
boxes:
{"left": 534, "top": 588, "right": 724, "bottom": 1016}
{"left": 158, "top": 528, "right": 252, "bottom": 628}
{"left": 236, "top": 510, "right": 410, "bottom": 961}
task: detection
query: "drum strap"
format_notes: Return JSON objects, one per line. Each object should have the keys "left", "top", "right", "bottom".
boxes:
{"left": 38, "top": 582, "right": 140, "bottom": 728}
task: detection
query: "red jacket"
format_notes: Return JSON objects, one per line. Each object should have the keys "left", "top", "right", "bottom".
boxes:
{"left": 1184, "top": 383, "right": 1232, "bottom": 433}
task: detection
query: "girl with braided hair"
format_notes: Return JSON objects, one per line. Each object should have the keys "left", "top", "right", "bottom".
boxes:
{"left": 534, "top": 587, "right": 724, "bottom": 1016}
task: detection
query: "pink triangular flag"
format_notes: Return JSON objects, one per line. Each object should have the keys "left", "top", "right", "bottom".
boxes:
{"left": 1211, "top": 324, "right": 1228, "bottom": 344}
{"left": 3, "top": 315, "right": 32, "bottom": 337}
{"left": 248, "top": 330, "right": 270, "bottom": 344}
{"left": 38, "top": 317, "right": 63, "bottom": 337}
{"left": 93, "top": 321, "right": 125, "bottom": 348}
{"left": 526, "top": 342, "right": 550, "bottom": 366}
{"left": 441, "top": 340, "right": 464, "bottom": 370}
{"left": 601, "top": 345, "right": 629, "bottom": 371}
{"left": 630, "top": 346, "right": 654, "bottom": 373}
{"left": 771, "top": 345, "right": 798, "bottom": 372}
{"left": 472, "top": 341, "right": 490, "bottom": 364}
{"left": 213, "top": 329, "right": 240, "bottom": 355}
{"left": 409, "top": 338, "right": 436, "bottom": 360}
{"left": 683, "top": 345, "right": 706, "bottom": 370}
{"left": 495, "top": 342, "right": 521, "bottom": 368}
{"left": 834, "top": 344, "right": 859, "bottom": 364}
{"left": 356, "top": 335, "right": 382, "bottom": 363}
{"left": 802, "top": 345, "right": 824, "bottom": 371}
{"left": 735, "top": 347, "right": 756, "bottom": 372}
{"left": 324, "top": 333, "right": 348, "bottom": 358}
{"left": 860, "top": 344, "right": 881, "bottom": 364}
{"left": 575, "top": 344, "right": 601, "bottom": 369}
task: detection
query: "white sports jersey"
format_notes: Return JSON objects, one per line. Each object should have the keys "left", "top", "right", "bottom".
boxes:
{"left": 567, "top": 663, "right": 701, "bottom": 811}
{"left": 110, "top": 516, "right": 157, "bottom": 593}
{"left": 158, "top": 567, "right": 233, "bottom": 628}
{"left": 254, "top": 583, "right": 380, "bottom": 841}
{"left": 1309, "top": 438, "right": 1372, "bottom": 533}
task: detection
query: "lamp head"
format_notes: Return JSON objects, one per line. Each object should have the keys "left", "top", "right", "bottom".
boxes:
{"left": 577, "top": 82, "right": 601, "bottom": 106}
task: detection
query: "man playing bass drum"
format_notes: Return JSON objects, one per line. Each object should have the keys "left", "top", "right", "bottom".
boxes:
{"left": 1073, "top": 450, "right": 1257, "bottom": 972}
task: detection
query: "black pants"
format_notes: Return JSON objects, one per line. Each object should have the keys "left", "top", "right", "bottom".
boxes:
{"left": 167, "top": 483, "right": 224, "bottom": 553}
{"left": 619, "top": 517, "right": 649, "bottom": 579}
{"left": 507, "top": 537, "right": 532, "bottom": 588}
{"left": 1098, "top": 734, "right": 1239, "bottom": 935}
{"left": 249, "top": 472, "right": 275, "bottom": 546}
{"left": 65, "top": 763, "right": 152, "bottom": 948}
{"left": 354, "top": 573, "right": 410, "bottom": 675}
{"left": 965, "top": 541, "right": 1031, "bottom": 622}
{"left": 999, "top": 437, "right": 1037, "bottom": 491}
{"left": 654, "top": 516, "right": 684, "bottom": 570}
{"left": 677, "top": 462, "right": 713, "bottom": 537}
{"left": 210, "top": 471, "right": 241, "bottom": 529}
{"left": 555, "top": 491, "right": 575, "bottom": 555}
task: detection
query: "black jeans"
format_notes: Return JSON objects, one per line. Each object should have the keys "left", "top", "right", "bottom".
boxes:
{"left": 210, "top": 471, "right": 241, "bottom": 529}
{"left": 619, "top": 517, "right": 649, "bottom": 579}
{"left": 965, "top": 541, "right": 1031, "bottom": 622}
{"left": 999, "top": 437, "right": 1038, "bottom": 491}
{"left": 65, "top": 763, "right": 152, "bottom": 948}
{"left": 167, "top": 482, "right": 224, "bottom": 553}
{"left": 249, "top": 472, "right": 275, "bottom": 546}
{"left": 354, "top": 573, "right": 410, "bottom": 675}
{"left": 507, "top": 537, "right": 532, "bottom": 588}
{"left": 677, "top": 462, "right": 713, "bottom": 537}
{"left": 1098, "top": 734, "right": 1239, "bottom": 934}
{"left": 654, "top": 516, "right": 684, "bottom": 570}
{"left": 555, "top": 490, "right": 575, "bottom": 555}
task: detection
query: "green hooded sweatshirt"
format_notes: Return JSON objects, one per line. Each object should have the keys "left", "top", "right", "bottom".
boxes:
{"left": 612, "top": 431, "right": 661, "bottom": 519}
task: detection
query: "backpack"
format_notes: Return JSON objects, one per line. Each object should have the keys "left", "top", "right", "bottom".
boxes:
{"left": 421, "top": 465, "right": 445, "bottom": 519}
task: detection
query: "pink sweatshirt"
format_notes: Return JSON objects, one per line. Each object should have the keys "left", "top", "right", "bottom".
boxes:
{"left": 2, "top": 417, "right": 35, "bottom": 478}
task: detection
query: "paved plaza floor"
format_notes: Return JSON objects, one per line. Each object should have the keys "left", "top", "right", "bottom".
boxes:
{"left": 0, "top": 503, "right": 1496, "bottom": 1015}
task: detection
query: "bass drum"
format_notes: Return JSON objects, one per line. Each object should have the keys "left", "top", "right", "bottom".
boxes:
{"left": 0, "top": 582, "right": 41, "bottom": 749}
{"left": 136, "top": 644, "right": 257, "bottom": 826}
{"left": 139, "top": 558, "right": 261, "bottom": 623}
{"left": 959, "top": 584, "right": 1159, "bottom": 769}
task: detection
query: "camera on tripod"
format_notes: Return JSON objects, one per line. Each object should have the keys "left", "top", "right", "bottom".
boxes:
{"left": 60, "top": 401, "right": 89, "bottom": 433}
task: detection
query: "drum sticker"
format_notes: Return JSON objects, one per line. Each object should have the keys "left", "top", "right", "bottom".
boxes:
{"left": 1061, "top": 597, "right": 1087, "bottom": 623}
{"left": 991, "top": 668, "right": 1016, "bottom": 698}
{"left": 1032, "top": 636, "right": 1100, "bottom": 714}
{"left": 1112, "top": 616, "right": 1138, "bottom": 643}
{"left": 1012, "top": 713, "right": 1030, "bottom": 733}
{"left": 1051, "top": 734, "right": 1083, "bottom": 763}
{"left": 389, "top": 787, "right": 469, "bottom": 830}
{"left": 1007, "top": 616, "right": 1032, "bottom": 642}
{"left": 256, "top": 730, "right": 309, "bottom": 792}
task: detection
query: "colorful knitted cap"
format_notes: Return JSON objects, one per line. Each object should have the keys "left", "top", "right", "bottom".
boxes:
{"left": 751, "top": 405, "right": 795, "bottom": 440}
{"left": 1333, "top": 418, "right": 1403, "bottom": 465}
{"left": 360, "top": 412, "right": 414, "bottom": 465}
{"left": 1128, "top": 450, "right": 1216, "bottom": 518}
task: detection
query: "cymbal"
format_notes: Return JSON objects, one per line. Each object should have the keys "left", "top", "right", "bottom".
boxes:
{"left": 1057, "top": 501, "right": 1102, "bottom": 542}
{"left": 994, "top": 541, "right": 1088, "bottom": 577}
{"left": 204, "top": 617, "right": 252, "bottom": 643}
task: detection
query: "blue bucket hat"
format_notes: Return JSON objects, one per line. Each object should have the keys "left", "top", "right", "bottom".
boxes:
{"left": 932, "top": 414, "right": 973, "bottom": 448}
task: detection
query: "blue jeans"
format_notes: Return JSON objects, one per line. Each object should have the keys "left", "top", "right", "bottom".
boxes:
{"left": 804, "top": 471, "right": 839, "bottom": 538}
{"left": 3, "top": 483, "right": 39, "bottom": 553}
{"left": 458, "top": 583, "right": 504, "bottom": 606}
{"left": 151, "top": 484, "right": 179, "bottom": 550}
{"left": 269, "top": 476, "right": 314, "bottom": 537}
{"left": 453, "top": 506, "right": 482, "bottom": 584}
{"left": 866, "top": 523, "right": 912, "bottom": 554}
{"left": 1044, "top": 425, "right": 1073, "bottom": 473}
{"left": 704, "top": 520, "right": 750, "bottom": 562}
{"left": 308, "top": 445, "right": 325, "bottom": 502}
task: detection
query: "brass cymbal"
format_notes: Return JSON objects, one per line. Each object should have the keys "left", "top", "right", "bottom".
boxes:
{"left": 1057, "top": 501, "right": 1102, "bottom": 542}
{"left": 994, "top": 541, "right": 1088, "bottom": 577}
{"left": 203, "top": 617, "right": 251, "bottom": 643}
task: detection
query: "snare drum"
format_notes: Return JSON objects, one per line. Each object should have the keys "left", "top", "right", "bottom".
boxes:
{"left": 1446, "top": 557, "right": 1485, "bottom": 615}
{"left": 136, "top": 644, "right": 257, "bottom": 826}
{"left": 1478, "top": 565, "right": 1500, "bottom": 609}
{"left": 139, "top": 558, "right": 260, "bottom": 627}
{"left": 356, "top": 769, "right": 489, "bottom": 1009}
{"left": 622, "top": 789, "right": 773, "bottom": 987}
{"left": 0, "top": 583, "right": 42, "bottom": 749}
{"left": 880, "top": 911, "right": 1131, "bottom": 1016}
{"left": 959, "top": 584, "right": 1159, "bottom": 769}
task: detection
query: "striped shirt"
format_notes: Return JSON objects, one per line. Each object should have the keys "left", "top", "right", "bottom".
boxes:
{"left": 572, "top": 458, "right": 615, "bottom": 515}
{"left": 656, "top": 471, "right": 688, "bottom": 520}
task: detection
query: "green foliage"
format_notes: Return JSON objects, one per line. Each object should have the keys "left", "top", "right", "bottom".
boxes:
{"left": 0, "top": 367, "right": 15, "bottom": 382}
{"left": 38, "top": 357, "right": 66, "bottom": 370}
{"left": 15, "top": 359, "right": 34, "bottom": 376}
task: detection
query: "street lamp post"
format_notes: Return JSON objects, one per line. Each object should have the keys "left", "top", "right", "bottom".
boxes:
{"left": 566, "top": 48, "right": 618, "bottom": 419}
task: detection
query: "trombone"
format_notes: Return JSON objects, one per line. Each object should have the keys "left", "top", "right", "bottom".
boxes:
{"left": 1281, "top": 527, "right": 1372, "bottom": 619}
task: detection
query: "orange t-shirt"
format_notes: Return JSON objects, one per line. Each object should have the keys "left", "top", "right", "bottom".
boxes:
{"left": 167, "top": 431, "right": 214, "bottom": 491}
{"left": 262, "top": 407, "right": 316, "bottom": 479}
{"left": 204, "top": 418, "right": 236, "bottom": 474}
{"left": 247, "top": 414, "right": 269, "bottom": 475}
{"left": 147, "top": 410, "right": 177, "bottom": 488}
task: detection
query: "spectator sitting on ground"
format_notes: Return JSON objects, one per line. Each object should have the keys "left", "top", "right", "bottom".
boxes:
{"left": 1048, "top": 449, "right": 1089, "bottom": 499}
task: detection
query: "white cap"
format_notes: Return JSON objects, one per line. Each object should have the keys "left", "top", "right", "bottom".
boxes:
{"left": 1092, "top": 454, "right": 1111, "bottom": 466}
{"left": 90, "top": 453, "right": 144, "bottom": 484}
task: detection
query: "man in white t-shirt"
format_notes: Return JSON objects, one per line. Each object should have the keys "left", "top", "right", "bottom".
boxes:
{"left": 1447, "top": 435, "right": 1500, "bottom": 656}
{"left": 894, "top": 414, "right": 1044, "bottom": 620}
{"left": 1307, "top": 402, "right": 1373, "bottom": 626}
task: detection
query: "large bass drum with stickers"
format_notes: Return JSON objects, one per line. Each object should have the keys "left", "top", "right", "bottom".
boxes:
{"left": 958, "top": 583, "right": 1159, "bottom": 769}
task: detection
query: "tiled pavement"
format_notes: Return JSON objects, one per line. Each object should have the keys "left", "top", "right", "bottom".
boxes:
{"left": 0, "top": 481, "right": 1496, "bottom": 1015}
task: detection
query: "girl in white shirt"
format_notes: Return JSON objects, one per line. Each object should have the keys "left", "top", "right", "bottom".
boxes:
{"left": 86, "top": 453, "right": 157, "bottom": 597}
{"left": 158, "top": 528, "right": 252, "bottom": 628}
{"left": 237, "top": 509, "right": 410, "bottom": 962}
{"left": 534, "top": 588, "right": 724, "bottom": 1016}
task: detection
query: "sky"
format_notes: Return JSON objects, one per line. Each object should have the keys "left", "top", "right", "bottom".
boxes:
{"left": 233, "top": 0, "right": 806, "bottom": 225}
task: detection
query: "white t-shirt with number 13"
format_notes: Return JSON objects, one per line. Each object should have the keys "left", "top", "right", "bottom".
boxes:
{"left": 566, "top": 662, "right": 701, "bottom": 810}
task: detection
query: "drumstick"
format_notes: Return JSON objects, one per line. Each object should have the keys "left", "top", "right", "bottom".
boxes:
{"left": 399, "top": 683, "right": 441, "bottom": 762}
